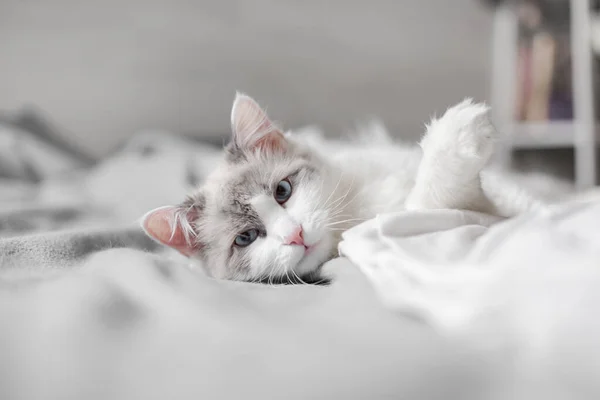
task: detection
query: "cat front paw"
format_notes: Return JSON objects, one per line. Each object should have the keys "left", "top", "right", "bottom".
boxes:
{"left": 420, "top": 99, "right": 499, "bottom": 168}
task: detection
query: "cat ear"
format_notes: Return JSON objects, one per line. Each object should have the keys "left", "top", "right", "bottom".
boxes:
{"left": 141, "top": 204, "right": 202, "bottom": 257}
{"left": 230, "top": 92, "right": 287, "bottom": 153}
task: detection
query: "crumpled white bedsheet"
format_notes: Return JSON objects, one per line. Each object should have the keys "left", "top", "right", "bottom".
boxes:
{"left": 0, "top": 120, "right": 483, "bottom": 400}
{"left": 340, "top": 199, "right": 600, "bottom": 399}
{"left": 0, "top": 251, "right": 485, "bottom": 400}
{"left": 1, "top": 112, "right": 597, "bottom": 399}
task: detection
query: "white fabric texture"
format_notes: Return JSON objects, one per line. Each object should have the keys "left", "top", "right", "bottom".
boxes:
{"left": 2, "top": 114, "right": 599, "bottom": 399}
{"left": 340, "top": 201, "right": 600, "bottom": 399}
{"left": 0, "top": 120, "right": 479, "bottom": 400}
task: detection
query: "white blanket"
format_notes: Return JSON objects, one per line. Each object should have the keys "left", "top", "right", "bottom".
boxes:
{"left": 2, "top": 112, "right": 598, "bottom": 399}
{"left": 340, "top": 201, "right": 600, "bottom": 399}
{"left": 0, "top": 118, "right": 483, "bottom": 400}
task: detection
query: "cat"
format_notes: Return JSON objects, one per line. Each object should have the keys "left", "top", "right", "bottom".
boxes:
{"left": 141, "top": 93, "right": 545, "bottom": 282}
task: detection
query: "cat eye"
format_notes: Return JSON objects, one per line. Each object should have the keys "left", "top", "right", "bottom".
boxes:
{"left": 274, "top": 179, "right": 293, "bottom": 204}
{"left": 234, "top": 229, "right": 259, "bottom": 247}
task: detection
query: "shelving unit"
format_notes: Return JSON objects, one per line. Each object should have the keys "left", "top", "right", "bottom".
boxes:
{"left": 491, "top": 0, "right": 598, "bottom": 189}
{"left": 507, "top": 121, "right": 576, "bottom": 148}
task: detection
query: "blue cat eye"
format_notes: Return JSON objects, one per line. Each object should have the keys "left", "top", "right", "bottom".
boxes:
{"left": 234, "top": 229, "right": 259, "bottom": 247}
{"left": 274, "top": 179, "right": 293, "bottom": 204}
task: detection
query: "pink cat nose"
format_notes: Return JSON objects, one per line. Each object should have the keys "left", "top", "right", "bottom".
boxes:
{"left": 283, "top": 226, "right": 304, "bottom": 246}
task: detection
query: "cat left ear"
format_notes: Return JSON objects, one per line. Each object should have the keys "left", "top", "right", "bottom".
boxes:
{"left": 230, "top": 92, "right": 287, "bottom": 154}
{"left": 141, "top": 204, "right": 202, "bottom": 257}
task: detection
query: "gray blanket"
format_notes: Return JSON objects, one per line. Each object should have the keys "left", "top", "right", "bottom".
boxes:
{"left": 0, "top": 113, "right": 222, "bottom": 264}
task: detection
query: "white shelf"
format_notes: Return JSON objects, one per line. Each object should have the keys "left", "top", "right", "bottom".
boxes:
{"left": 506, "top": 122, "right": 600, "bottom": 149}
{"left": 506, "top": 121, "right": 575, "bottom": 148}
{"left": 491, "top": 0, "right": 597, "bottom": 189}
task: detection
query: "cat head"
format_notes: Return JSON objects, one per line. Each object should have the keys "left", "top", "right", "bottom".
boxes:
{"left": 142, "top": 93, "right": 353, "bottom": 282}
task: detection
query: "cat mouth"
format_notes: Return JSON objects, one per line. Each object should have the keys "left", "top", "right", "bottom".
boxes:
{"left": 304, "top": 244, "right": 317, "bottom": 255}
{"left": 294, "top": 241, "right": 324, "bottom": 270}
{"left": 256, "top": 242, "right": 326, "bottom": 285}
{"left": 298, "top": 241, "right": 321, "bottom": 256}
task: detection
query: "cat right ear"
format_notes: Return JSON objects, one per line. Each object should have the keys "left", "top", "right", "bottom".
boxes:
{"left": 230, "top": 92, "right": 287, "bottom": 154}
{"left": 141, "top": 205, "right": 202, "bottom": 257}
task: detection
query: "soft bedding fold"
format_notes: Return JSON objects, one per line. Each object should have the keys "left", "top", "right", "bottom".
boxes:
{"left": 2, "top": 112, "right": 599, "bottom": 399}
{"left": 339, "top": 200, "right": 600, "bottom": 398}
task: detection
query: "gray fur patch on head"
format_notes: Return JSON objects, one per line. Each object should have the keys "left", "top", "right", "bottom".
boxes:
{"left": 224, "top": 141, "right": 247, "bottom": 164}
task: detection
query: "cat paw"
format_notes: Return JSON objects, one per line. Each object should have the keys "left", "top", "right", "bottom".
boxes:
{"left": 420, "top": 99, "right": 499, "bottom": 169}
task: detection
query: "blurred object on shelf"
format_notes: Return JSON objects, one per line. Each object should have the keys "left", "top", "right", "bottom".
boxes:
{"left": 481, "top": 0, "right": 573, "bottom": 31}
{"left": 523, "top": 32, "right": 556, "bottom": 120}
{"left": 482, "top": 0, "right": 600, "bottom": 53}
{"left": 487, "top": 0, "right": 598, "bottom": 188}
{"left": 592, "top": 1, "right": 600, "bottom": 54}
{"left": 513, "top": 0, "right": 573, "bottom": 121}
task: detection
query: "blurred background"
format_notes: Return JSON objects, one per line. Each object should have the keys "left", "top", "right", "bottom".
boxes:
{"left": 0, "top": 0, "right": 493, "bottom": 156}
{"left": 1, "top": 0, "right": 599, "bottom": 186}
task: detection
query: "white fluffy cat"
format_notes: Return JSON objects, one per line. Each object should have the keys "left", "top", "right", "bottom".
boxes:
{"left": 142, "top": 93, "right": 544, "bottom": 282}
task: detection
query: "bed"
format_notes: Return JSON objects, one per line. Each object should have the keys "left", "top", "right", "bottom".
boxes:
{"left": 1, "top": 114, "right": 599, "bottom": 400}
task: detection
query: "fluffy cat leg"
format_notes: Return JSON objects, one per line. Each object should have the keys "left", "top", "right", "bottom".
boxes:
{"left": 405, "top": 99, "right": 499, "bottom": 215}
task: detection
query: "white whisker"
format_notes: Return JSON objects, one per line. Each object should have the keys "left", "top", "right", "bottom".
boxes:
{"left": 291, "top": 268, "right": 308, "bottom": 285}
{"left": 328, "top": 175, "right": 356, "bottom": 211}
{"left": 322, "top": 171, "right": 345, "bottom": 210}
{"left": 326, "top": 218, "right": 368, "bottom": 226}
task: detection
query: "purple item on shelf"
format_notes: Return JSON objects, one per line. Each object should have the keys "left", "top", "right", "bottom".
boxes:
{"left": 549, "top": 93, "right": 573, "bottom": 120}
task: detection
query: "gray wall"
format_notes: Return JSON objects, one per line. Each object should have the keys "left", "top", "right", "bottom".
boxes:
{"left": 0, "top": 0, "right": 493, "bottom": 157}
